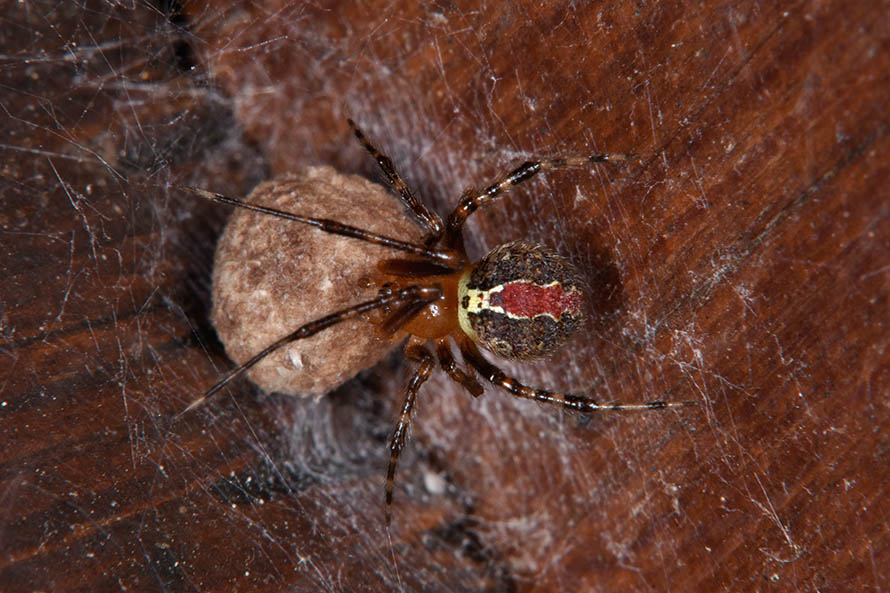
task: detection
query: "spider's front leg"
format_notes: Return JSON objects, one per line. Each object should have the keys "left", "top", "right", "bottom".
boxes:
{"left": 181, "top": 286, "right": 440, "bottom": 415}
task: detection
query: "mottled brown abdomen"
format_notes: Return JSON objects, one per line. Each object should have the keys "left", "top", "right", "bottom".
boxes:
{"left": 457, "top": 241, "right": 586, "bottom": 361}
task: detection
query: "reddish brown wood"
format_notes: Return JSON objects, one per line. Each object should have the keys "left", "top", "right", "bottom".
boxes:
{"left": 2, "top": 1, "right": 888, "bottom": 592}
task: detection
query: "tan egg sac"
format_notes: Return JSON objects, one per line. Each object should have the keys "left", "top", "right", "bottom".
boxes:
{"left": 211, "top": 166, "right": 425, "bottom": 396}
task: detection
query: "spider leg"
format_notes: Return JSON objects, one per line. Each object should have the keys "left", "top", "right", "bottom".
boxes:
{"left": 180, "top": 286, "right": 440, "bottom": 416}
{"left": 385, "top": 340, "right": 436, "bottom": 526}
{"left": 459, "top": 339, "right": 696, "bottom": 412}
{"left": 182, "top": 186, "right": 461, "bottom": 269}
{"left": 347, "top": 119, "right": 445, "bottom": 242}
{"left": 381, "top": 294, "right": 437, "bottom": 335}
{"left": 436, "top": 339, "right": 483, "bottom": 397}
{"left": 444, "top": 152, "right": 639, "bottom": 245}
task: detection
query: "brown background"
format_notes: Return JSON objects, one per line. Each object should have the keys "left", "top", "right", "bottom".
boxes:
{"left": 2, "top": 1, "right": 888, "bottom": 592}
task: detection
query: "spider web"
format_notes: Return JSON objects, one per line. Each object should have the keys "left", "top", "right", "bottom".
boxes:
{"left": 5, "top": 2, "right": 880, "bottom": 592}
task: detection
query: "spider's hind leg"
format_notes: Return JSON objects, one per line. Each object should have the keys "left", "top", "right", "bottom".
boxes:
{"left": 436, "top": 339, "right": 483, "bottom": 397}
{"left": 459, "top": 339, "right": 696, "bottom": 413}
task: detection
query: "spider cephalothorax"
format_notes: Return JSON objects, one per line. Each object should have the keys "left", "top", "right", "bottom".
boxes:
{"left": 185, "top": 119, "right": 694, "bottom": 524}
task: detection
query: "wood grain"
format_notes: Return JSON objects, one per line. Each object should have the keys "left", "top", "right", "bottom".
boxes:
{"left": 1, "top": 1, "right": 888, "bottom": 591}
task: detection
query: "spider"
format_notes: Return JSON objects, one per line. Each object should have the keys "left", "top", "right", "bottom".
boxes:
{"left": 185, "top": 119, "right": 694, "bottom": 524}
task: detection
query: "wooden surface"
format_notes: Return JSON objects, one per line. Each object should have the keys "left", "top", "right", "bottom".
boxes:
{"left": 2, "top": 1, "right": 888, "bottom": 591}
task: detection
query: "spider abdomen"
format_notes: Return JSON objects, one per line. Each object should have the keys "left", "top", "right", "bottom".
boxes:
{"left": 457, "top": 241, "right": 586, "bottom": 361}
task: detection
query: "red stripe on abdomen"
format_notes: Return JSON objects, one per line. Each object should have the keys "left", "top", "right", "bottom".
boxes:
{"left": 489, "top": 281, "right": 581, "bottom": 319}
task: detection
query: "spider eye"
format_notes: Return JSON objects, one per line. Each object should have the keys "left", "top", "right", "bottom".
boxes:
{"left": 457, "top": 241, "right": 586, "bottom": 361}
